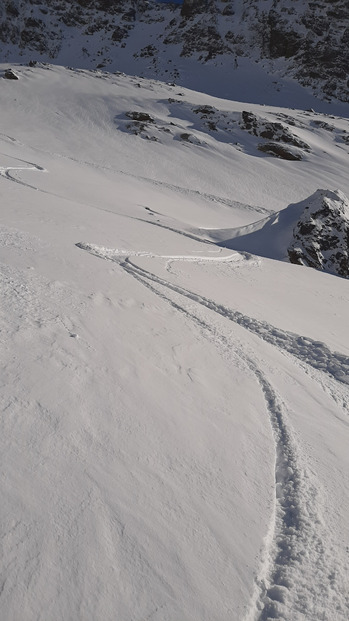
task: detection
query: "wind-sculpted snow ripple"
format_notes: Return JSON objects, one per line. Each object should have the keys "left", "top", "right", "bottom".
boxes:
{"left": 76, "top": 243, "right": 349, "bottom": 386}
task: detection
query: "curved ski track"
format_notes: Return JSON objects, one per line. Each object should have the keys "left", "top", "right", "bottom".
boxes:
{"left": 78, "top": 242, "right": 349, "bottom": 620}
{"left": 77, "top": 243, "right": 349, "bottom": 387}
{"left": 0, "top": 132, "right": 270, "bottom": 219}
{"left": 0, "top": 148, "right": 46, "bottom": 191}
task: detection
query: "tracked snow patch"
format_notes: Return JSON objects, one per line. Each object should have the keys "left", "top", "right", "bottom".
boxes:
{"left": 0, "top": 153, "right": 46, "bottom": 191}
{"left": 79, "top": 241, "right": 349, "bottom": 620}
{"left": 76, "top": 241, "right": 244, "bottom": 265}
{"left": 1, "top": 62, "right": 349, "bottom": 621}
{"left": 77, "top": 243, "right": 349, "bottom": 385}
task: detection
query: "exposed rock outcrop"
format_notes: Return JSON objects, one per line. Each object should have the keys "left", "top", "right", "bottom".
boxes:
{"left": 214, "top": 189, "right": 349, "bottom": 279}
{"left": 4, "top": 67, "right": 18, "bottom": 79}
{"left": 288, "top": 189, "right": 349, "bottom": 278}
{"left": 240, "top": 111, "right": 310, "bottom": 160}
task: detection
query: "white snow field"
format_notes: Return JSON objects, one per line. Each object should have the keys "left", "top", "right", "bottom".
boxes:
{"left": 1, "top": 64, "right": 349, "bottom": 621}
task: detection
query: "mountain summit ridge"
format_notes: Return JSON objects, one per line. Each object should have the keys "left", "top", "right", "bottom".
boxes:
{"left": 1, "top": 0, "right": 348, "bottom": 104}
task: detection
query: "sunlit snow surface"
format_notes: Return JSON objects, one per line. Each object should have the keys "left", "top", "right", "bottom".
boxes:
{"left": 1, "top": 64, "right": 349, "bottom": 621}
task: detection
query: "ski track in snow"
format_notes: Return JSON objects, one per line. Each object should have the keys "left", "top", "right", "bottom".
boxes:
{"left": 0, "top": 133, "right": 24, "bottom": 146}
{"left": 0, "top": 132, "right": 269, "bottom": 218}
{"left": 77, "top": 243, "right": 349, "bottom": 387}
{"left": 131, "top": 174, "right": 272, "bottom": 216}
{"left": 75, "top": 243, "right": 255, "bottom": 267}
{"left": 0, "top": 152, "right": 46, "bottom": 191}
{"left": 2, "top": 68, "right": 349, "bottom": 621}
{"left": 0, "top": 147, "right": 120, "bottom": 214}
{"left": 242, "top": 358, "right": 349, "bottom": 621}
{"left": 77, "top": 241, "right": 349, "bottom": 620}
{"left": 131, "top": 216, "right": 216, "bottom": 246}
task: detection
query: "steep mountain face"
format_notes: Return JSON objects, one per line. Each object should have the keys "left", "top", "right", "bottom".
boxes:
{"left": 179, "top": 0, "right": 349, "bottom": 103}
{"left": 0, "top": 0, "right": 348, "bottom": 103}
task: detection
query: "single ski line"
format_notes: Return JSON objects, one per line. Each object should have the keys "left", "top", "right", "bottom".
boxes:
{"left": 118, "top": 256, "right": 349, "bottom": 620}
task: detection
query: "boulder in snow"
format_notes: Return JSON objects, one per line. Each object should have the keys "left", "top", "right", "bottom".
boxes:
{"left": 4, "top": 68, "right": 19, "bottom": 80}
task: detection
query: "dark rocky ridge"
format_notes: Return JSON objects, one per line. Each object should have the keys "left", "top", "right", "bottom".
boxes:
{"left": 288, "top": 189, "right": 349, "bottom": 278}
{"left": 0, "top": 0, "right": 348, "bottom": 102}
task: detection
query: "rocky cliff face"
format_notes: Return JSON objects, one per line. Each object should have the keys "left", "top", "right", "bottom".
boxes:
{"left": 0, "top": 0, "right": 348, "bottom": 103}
{"left": 288, "top": 189, "right": 349, "bottom": 278}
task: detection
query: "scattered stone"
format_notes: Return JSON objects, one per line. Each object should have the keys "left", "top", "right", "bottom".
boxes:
{"left": 180, "top": 132, "right": 192, "bottom": 141}
{"left": 258, "top": 143, "right": 303, "bottom": 160}
{"left": 125, "top": 111, "right": 154, "bottom": 123}
{"left": 137, "top": 44, "right": 157, "bottom": 58}
{"left": 4, "top": 68, "right": 18, "bottom": 80}
{"left": 111, "top": 26, "right": 128, "bottom": 42}
{"left": 121, "top": 8, "right": 136, "bottom": 22}
{"left": 193, "top": 105, "right": 216, "bottom": 116}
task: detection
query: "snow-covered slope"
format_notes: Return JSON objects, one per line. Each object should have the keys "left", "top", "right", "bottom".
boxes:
{"left": 1, "top": 64, "right": 349, "bottom": 621}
